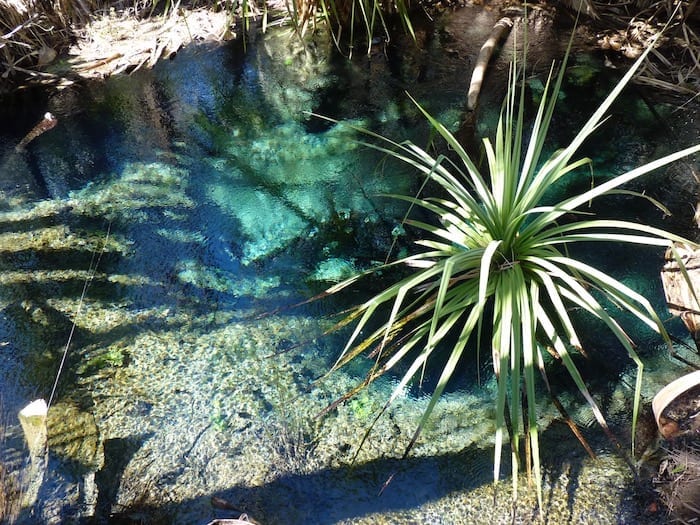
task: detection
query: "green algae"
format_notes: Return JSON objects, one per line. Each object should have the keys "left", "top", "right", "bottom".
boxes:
{"left": 309, "top": 257, "right": 358, "bottom": 283}
{"left": 68, "top": 162, "right": 193, "bottom": 222}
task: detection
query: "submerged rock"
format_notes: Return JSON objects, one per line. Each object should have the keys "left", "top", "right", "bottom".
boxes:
{"left": 309, "top": 257, "right": 358, "bottom": 283}
{"left": 47, "top": 400, "right": 103, "bottom": 474}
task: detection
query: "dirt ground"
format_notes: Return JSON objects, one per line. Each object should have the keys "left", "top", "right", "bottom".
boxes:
{"left": 2, "top": 0, "right": 698, "bottom": 96}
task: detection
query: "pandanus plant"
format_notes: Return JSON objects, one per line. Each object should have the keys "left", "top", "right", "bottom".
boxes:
{"left": 319, "top": 23, "right": 700, "bottom": 506}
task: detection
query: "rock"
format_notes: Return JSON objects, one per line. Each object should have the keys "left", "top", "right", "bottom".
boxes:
{"left": 47, "top": 401, "right": 104, "bottom": 472}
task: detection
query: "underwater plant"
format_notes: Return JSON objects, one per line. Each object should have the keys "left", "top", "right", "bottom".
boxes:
{"left": 318, "top": 25, "right": 700, "bottom": 506}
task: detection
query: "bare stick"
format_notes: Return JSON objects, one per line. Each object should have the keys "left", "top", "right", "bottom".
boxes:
{"left": 467, "top": 17, "right": 513, "bottom": 111}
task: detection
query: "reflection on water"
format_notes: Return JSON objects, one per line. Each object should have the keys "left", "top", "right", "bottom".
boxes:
{"left": 0, "top": 8, "right": 698, "bottom": 524}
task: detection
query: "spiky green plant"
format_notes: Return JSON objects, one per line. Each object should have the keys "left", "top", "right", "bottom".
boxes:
{"left": 319, "top": 29, "right": 700, "bottom": 505}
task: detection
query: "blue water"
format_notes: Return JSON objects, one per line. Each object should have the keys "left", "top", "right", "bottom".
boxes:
{"left": 0, "top": 12, "right": 698, "bottom": 523}
{"left": 0, "top": 26, "right": 477, "bottom": 524}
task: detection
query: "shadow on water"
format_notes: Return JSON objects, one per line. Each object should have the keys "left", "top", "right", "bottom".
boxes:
{"left": 93, "top": 436, "right": 154, "bottom": 521}
{"left": 169, "top": 446, "right": 499, "bottom": 524}
{"left": 29, "top": 419, "right": 652, "bottom": 525}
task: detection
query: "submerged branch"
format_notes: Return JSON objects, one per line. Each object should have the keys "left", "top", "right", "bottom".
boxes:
{"left": 466, "top": 16, "right": 513, "bottom": 111}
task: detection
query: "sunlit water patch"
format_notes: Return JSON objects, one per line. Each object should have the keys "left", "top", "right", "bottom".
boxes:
{"left": 0, "top": 8, "right": 698, "bottom": 524}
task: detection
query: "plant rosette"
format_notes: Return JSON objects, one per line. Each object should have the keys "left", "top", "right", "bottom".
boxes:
{"left": 315, "top": 14, "right": 700, "bottom": 509}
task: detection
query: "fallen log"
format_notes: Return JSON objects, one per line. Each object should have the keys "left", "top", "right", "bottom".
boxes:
{"left": 466, "top": 16, "right": 513, "bottom": 111}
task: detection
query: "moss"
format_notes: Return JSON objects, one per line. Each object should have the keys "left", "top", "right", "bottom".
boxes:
{"left": 77, "top": 346, "right": 128, "bottom": 376}
{"left": 348, "top": 390, "right": 379, "bottom": 421}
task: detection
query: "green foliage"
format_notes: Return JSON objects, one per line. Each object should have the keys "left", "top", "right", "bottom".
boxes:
{"left": 320, "top": 29, "right": 700, "bottom": 506}
{"left": 78, "top": 346, "right": 128, "bottom": 376}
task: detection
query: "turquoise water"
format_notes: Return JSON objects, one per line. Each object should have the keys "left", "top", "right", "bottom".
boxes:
{"left": 0, "top": 11, "right": 698, "bottom": 524}
{"left": 0, "top": 24, "right": 477, "bottom": 524}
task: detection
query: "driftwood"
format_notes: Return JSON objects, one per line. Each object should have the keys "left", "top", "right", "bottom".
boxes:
{"left": 15, "top": 112, "right": 57, "bottom": 152}
{"left": 466, "top": 16, "right": 513, "bottom": 111}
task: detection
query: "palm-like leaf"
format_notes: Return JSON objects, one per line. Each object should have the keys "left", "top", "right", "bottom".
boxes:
{"left": 321, "top": 27, "right": 700, "bottom": 506}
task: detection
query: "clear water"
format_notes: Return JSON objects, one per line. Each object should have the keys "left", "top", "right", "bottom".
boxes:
{"left": 0, "top": 9, "right": 698, "bottom": 524}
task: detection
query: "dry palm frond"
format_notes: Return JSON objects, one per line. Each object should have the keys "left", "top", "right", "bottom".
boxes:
{"left": 0, "top": 0, "right": 72, "bottom": 88}
{"left": 595, "top": 0, "right": 700, "bottom": 95}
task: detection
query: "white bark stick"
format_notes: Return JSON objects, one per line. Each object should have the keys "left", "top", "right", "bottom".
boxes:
{"left": 467, "top": 17, "right": 513, "bottom": 111}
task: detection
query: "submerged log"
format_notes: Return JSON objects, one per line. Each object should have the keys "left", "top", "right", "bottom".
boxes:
{"left": 466, "top": 17, "right": 513, "bottom": 111}
{"left": 15, "top": 112, "right": 57, "bottom": 152}
{"left": 457, "top": 16, "right": 514, "bottom": 165}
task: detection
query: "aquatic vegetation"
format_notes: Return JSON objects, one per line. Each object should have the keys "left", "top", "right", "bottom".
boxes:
{"left": 320, "top": 28, "right": 700, "bottom": 507}
{"left": 77, "top": 346, "right": 128, "bottom": 376}
{"left": 347, "top": 389, "right": 379, "bottom": 420}
{"left": 262, "top": 410, "right": 324, "bottom": 476}
{"left": 0, "top": 408, "right": 22, "bottom": 523}
{"left": 68, "top": 162, "right": 193, "bottom": 222}
{"left": 204, "top": 114, "right": 409, "bottom": 264}
{"left": 309, "top": 257, "right": 358, "bottom": 283}
{"left": 46, "top": 401, "right": 103, "bottom": 473}
{"left": 175, "top": 259, "right": 282, "bottom": 297}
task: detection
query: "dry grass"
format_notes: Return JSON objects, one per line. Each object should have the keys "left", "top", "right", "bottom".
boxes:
{"left": 0, "top": 0, "right": 93, "bottom": 89}
{"left": 595, "top": 0, "right": 700, "bottom": 97}
{"left": 0, "top": 0, "right": 244, "bottom": 91}
{"left": 66, "top": 6, "right": 235, "bottom": 78}
{"left": 656, "top": 443, "right": 700, "bottom": 523}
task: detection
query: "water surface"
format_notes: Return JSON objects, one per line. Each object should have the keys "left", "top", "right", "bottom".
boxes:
{"left": 1, "top": 8, "right": 698, "bottom": 524}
